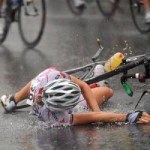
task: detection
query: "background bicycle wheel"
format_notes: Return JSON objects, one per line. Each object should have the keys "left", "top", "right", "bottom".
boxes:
{"left": 18, "top": 0, "right": 46, "bottom": 48}
{"left": 129, "top": 0, "right": 150, "bottom": 33}
{"left": 0, "top": 0, "right": 12, "bottom": 44}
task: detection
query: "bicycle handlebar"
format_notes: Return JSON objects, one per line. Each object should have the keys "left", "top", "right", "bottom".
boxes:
{"left": 121, "top": 73, "right": 146, "bottom": 83}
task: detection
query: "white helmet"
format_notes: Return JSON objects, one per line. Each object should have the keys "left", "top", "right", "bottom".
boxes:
{"left": 42, "top": 78, "right": 81, "bottom": 111}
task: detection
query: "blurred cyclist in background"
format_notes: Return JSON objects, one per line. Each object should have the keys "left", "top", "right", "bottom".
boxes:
{"left": 143, "top": 0, "right": 150, "bottom": 23}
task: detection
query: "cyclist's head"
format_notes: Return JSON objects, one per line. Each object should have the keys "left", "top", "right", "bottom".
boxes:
{"left": 42, "top": 78, "right": 81, "bottom": 111}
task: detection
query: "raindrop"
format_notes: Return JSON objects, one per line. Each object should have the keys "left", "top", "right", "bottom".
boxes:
{"left": 124, "top": 53, "right": 128, "bottom": 56}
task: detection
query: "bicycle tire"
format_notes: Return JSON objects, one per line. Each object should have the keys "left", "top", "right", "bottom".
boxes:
{"left": 18, "top": 0, "right": 46, "bottom": 48}
{"left": 66, "top": 0, "right": 85, "bottom": 15}
{"left": 96, "top": 0, "right": 120, "bottom": 18}
{"left": 129, "top": 0, "right": 150, "bottom": 34}
{"left": 0, "top": 0, "right": 12, "bottom": 44}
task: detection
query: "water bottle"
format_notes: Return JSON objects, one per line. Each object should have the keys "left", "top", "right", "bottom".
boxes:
{"left": 122, "top": 81, "right": 133, "bottom": 97}
{"left": 104, "top": 52, "right": 124, "bottom": 72}
{"left": 93, "top": 64, "right": 105, "bottom": 87}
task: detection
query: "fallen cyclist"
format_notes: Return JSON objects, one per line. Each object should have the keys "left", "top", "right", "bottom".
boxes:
{"left": 1, "top": 67, "right": 150, "bottom": 125}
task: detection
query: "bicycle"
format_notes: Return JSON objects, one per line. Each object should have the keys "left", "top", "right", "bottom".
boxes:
{"left": 0, "top": 0, "right": 46, "bottom": 48}
{"left": 15, "top": 39, "right": 150, "bottom": 109}
{"left": 97, "top": 0, "right": 150, "bottom": 34}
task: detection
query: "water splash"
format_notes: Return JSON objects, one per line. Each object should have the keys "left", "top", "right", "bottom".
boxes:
{"left": 122, "top": 40, "right": 133, "bottom": 57}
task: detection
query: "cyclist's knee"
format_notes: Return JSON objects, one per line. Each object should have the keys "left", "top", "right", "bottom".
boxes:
{"left": 108, "top": 88, "right": 114, "bottom": 98}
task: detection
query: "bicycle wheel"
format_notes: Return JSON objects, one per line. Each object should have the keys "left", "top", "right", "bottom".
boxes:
{"left": 96, "top": 0, "right": 120, "bottom": 18}
{"left": 129, "top": 0, "right": 150, "bottom": 34}
{"left": 18, "top": 0, "right": 46, "bottom": 48}
{"left": 66, "top": 0, "right": 85, "bottom": 15}
{"left": 0, "top": 0, "right": 12, "bottom": 44}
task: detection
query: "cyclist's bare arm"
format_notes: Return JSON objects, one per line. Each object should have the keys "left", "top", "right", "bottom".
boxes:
{"left": 72, "top": 111, "right": 150, "bottom": 125}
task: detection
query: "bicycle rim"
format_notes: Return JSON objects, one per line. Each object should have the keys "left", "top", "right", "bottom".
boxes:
{"left": 18, "top": 0, "right": 46, "bottom": 48}
{"left": 66, "top": 0, "right": 84, "bottom": 15}
{"left": 96, "top": 0, "right": 119, "bottom": 18}
{"left": 0, "top": 0, "right": 12, "bottom": 44}
{"left": 129, "top": 0, "right": 150, "bottom": 33}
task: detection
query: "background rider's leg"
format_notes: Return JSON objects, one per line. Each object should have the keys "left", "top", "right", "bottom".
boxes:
{"left": 0, "top": 0, "right": 3, "bottom": 8}
{"left": 143, "top": 0, "right": 150, "bottom": 23}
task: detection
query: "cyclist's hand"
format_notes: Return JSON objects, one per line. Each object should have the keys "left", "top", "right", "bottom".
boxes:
{"left": 137, "top": 112, "right": 150, "bottom": 124}
{"left": 126, "top": 111, "right": 150, "bottom": 124}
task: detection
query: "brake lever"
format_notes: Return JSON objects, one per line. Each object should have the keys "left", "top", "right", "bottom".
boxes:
{"left": 92, "top": 38, "right": 104, "bottom": 62}
{"left": 135, "top": 90, "right": 150, "bottom": 109}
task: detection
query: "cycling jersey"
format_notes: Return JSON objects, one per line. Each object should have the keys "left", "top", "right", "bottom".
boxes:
{"left": 28, "top": 67, "right": 90, "bottom": 125}
{"left": 27, "top": 67, "right": 70, "bottom": 105}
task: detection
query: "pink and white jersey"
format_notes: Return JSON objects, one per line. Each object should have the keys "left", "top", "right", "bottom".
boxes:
{"left": 27, "top": 67, "right": 90, "bottom": 125}
{"left": 27, "top": 67, "right": 70, "bottom": 105}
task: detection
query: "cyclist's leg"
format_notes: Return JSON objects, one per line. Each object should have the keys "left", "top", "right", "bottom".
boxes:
{"left": 0, "top": 0, "right": 3, "bottom": 8}
{"left": 143, "top": 0, "right": 150, "bottom": 23}
{"left": 0, "top": 81, "right": 31, "bottom": 112}
{"left": 143, "top": 0, "right": 150, "bottom": 9}
{"left": 91, "top": 87, "right": 113, "bottom": 106}
{"left": 14, "top": 81, "right": 31, "bottom": 103}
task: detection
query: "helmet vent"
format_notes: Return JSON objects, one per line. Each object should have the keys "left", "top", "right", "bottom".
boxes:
{"left": 64, "top": 87, "right": 73, "bottom": 91}
{"left": 65, "top": 96, "right": 74, "bottom": 99}
{"left": 55, "top": 93, "right": 64, "bottom": 96}
{"left": 52, "top": 85, "right": 64, "bottom": 90}
{"left": 72, "top": 91, "right": 80, "bottom": 94}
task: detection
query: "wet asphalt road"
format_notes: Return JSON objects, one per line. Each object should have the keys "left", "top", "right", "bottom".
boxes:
{"left": 0, "top": 0, "right": 150, "bottom": 150}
